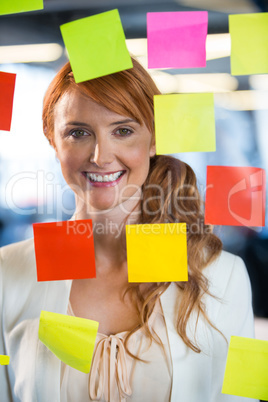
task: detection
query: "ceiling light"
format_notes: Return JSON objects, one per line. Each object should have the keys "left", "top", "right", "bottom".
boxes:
{"left": 175, "top": 0, "right": 257, "bottom": 13}
{"left": 149, "top": 71, "right": 178, "bottom": 93}
{"left": 127, "top": 35, "right": 231, "bottom": 62}
{"left": 206, "top": 34, "right": 231, "bottom": 60}
{"left": 215, "top": 90, "right": 268, "bottom": 111}
{"left": 0, "top": 44, "right": 63, "bottom": 64}
{"left": 126, "top": 38, "right": 147, "bottom": 57}
{"left": 175, "top": 73, "right": 238, "bottom": 93}
{"left": 249, "top": 75, "right": 268, "bottom": 90}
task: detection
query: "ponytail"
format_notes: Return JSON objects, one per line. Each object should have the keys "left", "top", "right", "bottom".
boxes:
{"left": 125, "top": 155, "right": 222, "bottom": 354}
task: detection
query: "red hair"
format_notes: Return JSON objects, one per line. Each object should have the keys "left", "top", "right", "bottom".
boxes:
{"left": 43, "top": 59, "right": 222, "bottom": 355}
{"left": 43, "top": 58, "right": 159, "bottom": 144}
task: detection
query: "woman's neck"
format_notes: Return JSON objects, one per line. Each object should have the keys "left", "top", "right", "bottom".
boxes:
{"left": 73, "top": 192, "right": 141, "bottom": 267}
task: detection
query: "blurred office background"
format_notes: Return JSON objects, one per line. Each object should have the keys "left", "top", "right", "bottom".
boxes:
{"left": 0, "top": 0, "right": 267, "bottom": 337}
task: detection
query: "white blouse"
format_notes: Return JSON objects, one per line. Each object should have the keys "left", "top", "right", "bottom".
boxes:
{"left": 60, "top": 300, "right": 173, "bottom": 402}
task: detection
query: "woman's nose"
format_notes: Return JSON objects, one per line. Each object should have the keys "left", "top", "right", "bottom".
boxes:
{"left": 89, "top": 140, "right": 113, "bottom": 167}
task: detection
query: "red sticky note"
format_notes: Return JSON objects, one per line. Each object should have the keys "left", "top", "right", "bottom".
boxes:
{"left": 0, "top": 72, "right": 16, "bottom": 131}
{"left": 33, "top": 220, "right": 96, "bottom": 281}
{"left": 205, "top": 166, "right": 266, "bottom": 227}
{"left": 147, "top": 11, "right": 208, "bottom": 69}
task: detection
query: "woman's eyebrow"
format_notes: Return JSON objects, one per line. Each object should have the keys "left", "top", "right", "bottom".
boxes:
{"left": 65, "top": 121, "right": 91, "bottom": 127}
{"left": 109, "top": 118, "right": 138, "bottom": 126}
{"left": 64, "top": 119, "right": 138, "bottom": 127}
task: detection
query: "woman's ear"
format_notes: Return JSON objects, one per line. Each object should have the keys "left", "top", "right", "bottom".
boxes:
{"left": 149, "top": 136, "right": 156, "bottom": 157}
{"left": 150, "top": 144, "right": 156, "bottom": 157}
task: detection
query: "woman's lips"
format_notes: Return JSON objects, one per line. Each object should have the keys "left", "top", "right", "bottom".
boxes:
{"left": 82, "top": 170, "right": 126, "bottom": 187}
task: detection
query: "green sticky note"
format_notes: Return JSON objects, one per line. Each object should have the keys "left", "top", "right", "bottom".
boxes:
{"left": 154, "top": 93, "right": 215, "bottom": 154}
{"left": 0, "top": 0, "right": 43, "bottom": 15}
{"left": 229, "top": 13, "right": 268, "bottom": 75}
{"left": 60, "top": 9, "right": 133, "bottom": 83}
{"left": 126, "top": 223, "right": 188, "bottom": 282}
{"left": 222, "top": 336, "right": 268, "bottom": 400}
{"left": 0, "top": 355, "right": 10, "bottom": 365}
{"left": 39, "top": 311, "right": 99, "bottom": 373}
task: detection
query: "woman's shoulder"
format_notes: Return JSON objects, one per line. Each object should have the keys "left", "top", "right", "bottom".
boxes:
{"left": 204, "top": 249, "right": 249, "bottom": 297}
{"left": 0, "top": 238, "right": 36, "bottom": 276}
{"left": 203, "top": 250, "right": 253, "bottom": 331}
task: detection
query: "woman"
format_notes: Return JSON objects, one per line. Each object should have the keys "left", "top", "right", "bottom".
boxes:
{"left": 0, "top": 58, "right": 256, "bottom": 401}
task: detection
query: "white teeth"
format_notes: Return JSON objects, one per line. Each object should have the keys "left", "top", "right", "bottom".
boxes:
{"left": 86, "top": 171, "right": 123, "bottom": 182}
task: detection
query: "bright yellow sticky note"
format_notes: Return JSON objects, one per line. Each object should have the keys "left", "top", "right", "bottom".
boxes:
{"left": 60, "top": 9, "right": 133, "bottom": 83}
{"left": 126, "top": 223, "right": 188, "bottom": 282}
{"left": 222, "top": 336, "right": 268, "bottom": 400}
{"left": 154, "top": 93, "right": 215, "bottom": 155}
{"left": 229, "top": 13, "right": 268, "bottom": 75}
{"left": 0, "top": 0, "right": 43, "bottom": 15}
{"left": 0, "top": 355, "right": 10, "bottom": 365}
{"left": 39, "top": 311, "right": 99, "bottom": 373}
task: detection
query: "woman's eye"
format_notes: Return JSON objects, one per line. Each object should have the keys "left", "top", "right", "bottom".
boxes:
{"left": 71, "top": 130, "right": 88, "bottom": 138}
{"left": 116, "top": 128, "right": 132, "bottom": 136}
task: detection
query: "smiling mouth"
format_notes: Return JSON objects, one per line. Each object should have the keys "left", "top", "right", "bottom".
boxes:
{"left": 84, "top": 170, "right": 125, "bottom": 183}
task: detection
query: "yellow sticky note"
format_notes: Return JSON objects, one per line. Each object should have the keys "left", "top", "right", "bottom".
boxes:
{"left": 222, "top": 336, "right": 268, "bottom": 400}
{"left": 154, "top": 93, "right": 215, "bottom": 155}
{"left": 0, "top": 0, "right": 43, "bottom": 15}
{"left": 126, "top": 223, "right": 188, "bottom": 282}
{"left": 0, "top": 355, "right": 10, "bottom": 365}
{"left": 229, "top": 13, "right": 268, "bottom": 75}
{"left": 60, "top": 9, "right": 133, "bottom": 83}
{"left": 39, "top": 311, "right": 99, "bottom": 373}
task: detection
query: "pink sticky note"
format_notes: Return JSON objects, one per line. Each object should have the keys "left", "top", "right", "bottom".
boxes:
{"left": 147, "top": 11, "right": 208, "bottom": 69}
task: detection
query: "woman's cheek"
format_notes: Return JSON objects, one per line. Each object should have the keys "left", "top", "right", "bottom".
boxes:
{"left": 126, "top": 145, "right": 151, "bottom": 165}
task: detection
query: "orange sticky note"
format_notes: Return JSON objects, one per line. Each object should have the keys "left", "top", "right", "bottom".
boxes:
{"left": 205, "top": 166, "right": 266, "bottom": 227}
{"left": 33, "top": 220, "right": 96, "bottom": 281}
{"left": 126, "top": 223, "right": 188, "bottom": 282}
{"left": 0, "top": 72, "right": 16, "bottom": 131}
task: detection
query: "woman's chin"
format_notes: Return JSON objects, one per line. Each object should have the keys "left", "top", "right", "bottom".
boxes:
{"left": 79, "top": 196, "right": 121, "bottom": 215}
{"left": 74, "top": 189, "right": 142, "bottom": 216}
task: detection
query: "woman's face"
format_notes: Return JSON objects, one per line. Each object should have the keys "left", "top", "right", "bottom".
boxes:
{"left": 52, "top": 88, "right": 155, "bottom": 212}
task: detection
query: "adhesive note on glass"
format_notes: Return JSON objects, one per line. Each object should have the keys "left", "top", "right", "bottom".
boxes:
{"left": 0, "top": 0, "right": 43, "bottom": 15}
{"left": 33, "top": 220, "right": 96, "bottom": 281}
{"left": 0, "top": 355, "right": 10, "bottom": 365}
{"left": 60, "top": 9, "right": 133, "bottom": 83}
{"left": 39, "top": 311, "right": 99, "bottom": 373}
{"left": 229, "top": 13, "right": 268, "bottom": 75}
{"left": 147, "top": 11, "right": 208, "bottom": 69}
{"left": 126, "top": 223, "right": 188, "bottom": 282}
{"left": 154, "top": 93, "right": 215, "bottom": 154}
{"left": 205, "top": 166, "right": 266, "bottom": 227}
{"left": 0, "top": 72, "right": 16, "bottom": 131}
{"left": 222, "top": 336, "right": 268, "bottom": 400}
